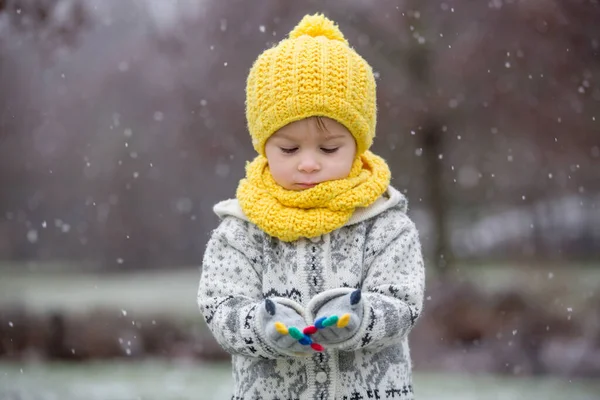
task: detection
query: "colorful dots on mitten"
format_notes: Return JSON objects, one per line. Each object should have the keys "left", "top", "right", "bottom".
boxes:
{"left": 337, "top": 313, "right": 351, "bottom": 328}
{"left": 288, "top": 326, "right": 305, "bottom": 341}
{"left": 274, "top": 322, "right": 289, "bottom": 335}
{"left": 298, "top": 336, "right": 312, "bottom": 345}
{"left": 310, "top": 343, "right": 324, "bottom": 352}
{"left": 315, "top": 313, "right": 352, "bottom": 329}
{"left": 303, "top": 325, "right": 318, "bottom": 335}
{"left": 314, "top": 317, "right": 328, "bottom": 330}
{"left": 274, "top": 322, "right": 324, "bottom": 352}
{"left": 315, "top": 316, "right": 339, "bottom": 329}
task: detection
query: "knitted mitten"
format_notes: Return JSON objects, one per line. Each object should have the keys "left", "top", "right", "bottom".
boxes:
{"left": 259, "top": 299, "right": 322, "bottom": 355}
{"left": 310, "top": 290, "right": 364, "bottom": 345}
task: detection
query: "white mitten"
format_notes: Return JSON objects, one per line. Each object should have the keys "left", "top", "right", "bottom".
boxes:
{"left": 259, "top": 299, "right": 322, "bottom": 355}
{"left": 310, "top": 290, "right": 363, "bottom": 345}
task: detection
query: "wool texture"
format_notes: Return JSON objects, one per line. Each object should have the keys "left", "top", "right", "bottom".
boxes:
{"left": 198, "top": 188, "right": 425, "bottom": 399}
{"left": 245, "top": 13, "right": 377, "bottom": 156}
{"left": 236, "top": 151, "right": 391, "bottom": 242}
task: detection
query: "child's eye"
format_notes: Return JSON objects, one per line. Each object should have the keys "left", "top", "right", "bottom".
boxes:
{"left": 280, "top": 147, "right": 298, "bottom": 154}
{"left": 321, "top": 147, "right": 339, "bottom": 154}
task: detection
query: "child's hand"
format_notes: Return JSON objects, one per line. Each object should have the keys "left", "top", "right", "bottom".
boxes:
{"left": 310, "top": 290, "right": 364, "bottom": 345}
{"left": 259, "top": 299, "right": 323, "bottom": 355}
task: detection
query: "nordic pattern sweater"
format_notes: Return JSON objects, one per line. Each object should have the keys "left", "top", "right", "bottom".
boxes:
{"left": 198, "top": 186, "right": 425, "bottom": 400}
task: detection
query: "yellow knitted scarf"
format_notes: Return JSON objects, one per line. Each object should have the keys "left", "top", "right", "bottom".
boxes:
{"left": 236, "top": 151, "right": 391, "bottom": 242}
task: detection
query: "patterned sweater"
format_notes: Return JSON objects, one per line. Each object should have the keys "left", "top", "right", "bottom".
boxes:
{"left": 198, "top": 186, "right": 425, "bottom": 400}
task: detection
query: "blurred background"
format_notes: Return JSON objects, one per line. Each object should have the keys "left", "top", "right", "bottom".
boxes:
{"left": 0, "top": 0, "right": 599, "bottom": 399}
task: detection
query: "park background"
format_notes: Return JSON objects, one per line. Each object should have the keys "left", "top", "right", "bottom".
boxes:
{"left": 0, "top": 0, "right": 599, "bottom": 398}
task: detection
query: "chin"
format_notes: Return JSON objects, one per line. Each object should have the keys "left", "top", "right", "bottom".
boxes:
{"left": 282, "top": 183, "right": 300, "bottom": 191}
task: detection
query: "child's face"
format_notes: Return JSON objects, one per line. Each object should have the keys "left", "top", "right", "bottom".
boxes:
{"left": 265, "top": 117, "right": 357, "bottom": 191}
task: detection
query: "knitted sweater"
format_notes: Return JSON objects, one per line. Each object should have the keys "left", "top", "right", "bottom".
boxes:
{"left": 198, "top": 186, "right": 425, "bottom": 400}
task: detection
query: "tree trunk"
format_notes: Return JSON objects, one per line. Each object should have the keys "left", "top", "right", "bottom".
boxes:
{"left": 422, "top": 120, "right": 452, "bottom": 275}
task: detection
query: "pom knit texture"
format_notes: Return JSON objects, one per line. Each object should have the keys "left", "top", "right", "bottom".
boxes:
{"left": 246, "top": 13, "right": 377, "bottom": 156}
{"left": 236, "top": 151, "right": 391, "bottom": 242}
{"left": 198, "top": 189, "right": 425, "bottom": 399}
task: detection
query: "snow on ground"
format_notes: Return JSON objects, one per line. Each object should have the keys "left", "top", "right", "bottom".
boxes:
{"left": 0, "top": 360, "right": 599, "bottom": 400}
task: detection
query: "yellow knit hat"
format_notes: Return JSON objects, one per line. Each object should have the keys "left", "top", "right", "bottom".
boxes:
{"left": 246, "top": 13, "right": 377, "bottom": 156}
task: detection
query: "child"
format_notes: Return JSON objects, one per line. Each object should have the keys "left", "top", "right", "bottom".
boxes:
{"left": 198, "top": 13, "right": 425, "bottom": 400}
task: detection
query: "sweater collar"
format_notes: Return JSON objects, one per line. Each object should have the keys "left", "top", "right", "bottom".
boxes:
{"left": 213, "top": 185, "right": 407, "bottom": 228}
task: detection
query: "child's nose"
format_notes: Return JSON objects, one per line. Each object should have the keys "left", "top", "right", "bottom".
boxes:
{"left": 298, "top": 155, "right": 321, "bottom": 173}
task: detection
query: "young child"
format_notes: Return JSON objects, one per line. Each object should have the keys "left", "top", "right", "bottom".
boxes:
{"left": 198, "top": 13, "right": 425, "bottom": 400}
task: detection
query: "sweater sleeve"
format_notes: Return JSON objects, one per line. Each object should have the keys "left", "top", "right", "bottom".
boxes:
{"left": 197, "top": 216, "right": 285, "bottom": 359}
{"left": 313, "top": 207, "right": 425, "bottom": 352}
